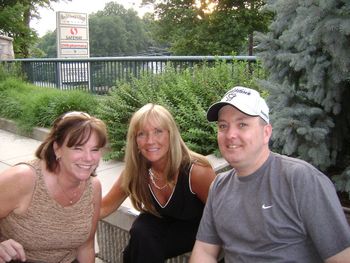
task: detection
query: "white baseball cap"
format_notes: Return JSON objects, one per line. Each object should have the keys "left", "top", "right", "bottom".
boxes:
{"left": 207, "top": 86, "right": 269, "bottom": 123}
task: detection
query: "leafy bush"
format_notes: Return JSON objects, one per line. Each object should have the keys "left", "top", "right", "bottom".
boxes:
{"left": 19, "top": 89, "right": 98, "bottom": 132}
{"left": 0, "top": 60, "right": 263, "bottom": 161}
{"left": 98, "top": 60, "right": 263, "bottom": 160}
{"left": 0, "top": 78, "right": 99, "bottom": 134}
{"left": 0, "top": 62, "right": 23, "bottom": 82}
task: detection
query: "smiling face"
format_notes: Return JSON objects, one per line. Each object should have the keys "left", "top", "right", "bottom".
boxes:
{"left": 136, "top": 118, "right": 170, "bottom": 167}
{"left": 217, "top": 105, "right": 272, "bottom": 176}
{"left": 54, "top": 131, "right": 102, "bottom": 181}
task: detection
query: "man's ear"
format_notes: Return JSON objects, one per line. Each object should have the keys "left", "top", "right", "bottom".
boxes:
{"left": 263, "top": 124, "right": 272, "bottom": 145}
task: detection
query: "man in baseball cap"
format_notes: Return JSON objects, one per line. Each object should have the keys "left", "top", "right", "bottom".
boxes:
{"left": 206, "top": 86, "right": 269, "bottom": 123}
{"left": 190, "top": 86, "right": 350, "bottom": 262}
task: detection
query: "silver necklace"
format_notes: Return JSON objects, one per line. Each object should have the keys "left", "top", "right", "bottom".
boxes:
{"left": 148, "top": 168, "right": 168, "bottom": 190}
{"left": 57, "top": 177, "right": 82, "bottom": 204}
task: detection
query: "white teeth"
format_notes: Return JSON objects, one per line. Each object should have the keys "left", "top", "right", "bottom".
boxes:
{"left": 77, "top": 164, "right": 92, "bottom": 169}
{"left": 147, "top": 148, "right": 158, "bottom": 152}
{"left": 228, "top": 145, "right": 238, "bottom": 149}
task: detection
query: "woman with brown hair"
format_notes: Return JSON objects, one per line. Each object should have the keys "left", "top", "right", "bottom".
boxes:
{"left": 101, "top": 103, "right": 216, "bottom": 263}
{"left": 0, "top": 111, "right": 108, "bottom": 263}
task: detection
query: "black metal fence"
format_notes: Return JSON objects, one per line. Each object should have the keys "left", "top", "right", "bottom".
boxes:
{"left": 1, "top": 56, "right": 259, "bottom": 94}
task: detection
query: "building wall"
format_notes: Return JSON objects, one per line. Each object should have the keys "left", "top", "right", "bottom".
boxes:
{"left": 0, "top": 35, "right": 14, "bottom": 59}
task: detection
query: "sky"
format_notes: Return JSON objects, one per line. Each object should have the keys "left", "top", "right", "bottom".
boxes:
{"left": 30, "top": 0, "right": 153, "bottom": 37}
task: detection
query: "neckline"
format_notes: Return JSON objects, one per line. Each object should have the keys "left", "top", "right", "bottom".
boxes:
{"left": 148, "top": 183, "right": 176, "bottom": 208}
{"left": 38, "top": 161, "right": 88, "bottom": 208}
{"left": 236, "top": 152, "right": 272, "bottom": 182}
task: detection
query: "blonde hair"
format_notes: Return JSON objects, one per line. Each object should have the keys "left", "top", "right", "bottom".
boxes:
{"left": 122, "top": 103, "right": 211, "bottom": 216}
{"left": 35, "top": 111, "right": 107, "bottom": 176}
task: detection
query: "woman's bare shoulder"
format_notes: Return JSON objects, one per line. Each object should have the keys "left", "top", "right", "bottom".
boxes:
{"left": 0, "top": 163, "right": 37, "bottom": 216}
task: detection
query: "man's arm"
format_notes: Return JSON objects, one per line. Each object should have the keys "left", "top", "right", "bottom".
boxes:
{"left": 325, "top": 247, "right": 350, "bottom": 263}
{"left": 190, "top": 240, "right": 221, "bottom": 263}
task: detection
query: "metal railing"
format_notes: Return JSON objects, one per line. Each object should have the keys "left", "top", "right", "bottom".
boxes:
{"left": 1, "top": 56, "right": 259, "bottom": 94}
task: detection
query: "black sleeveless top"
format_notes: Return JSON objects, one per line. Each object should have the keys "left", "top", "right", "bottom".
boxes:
{"left": 149, "top": 162, "right": 204, "bottom": 222}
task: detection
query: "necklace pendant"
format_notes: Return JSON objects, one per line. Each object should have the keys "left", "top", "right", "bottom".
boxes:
{"left": 148, "top": 168, "right": 168, "bottom": 190}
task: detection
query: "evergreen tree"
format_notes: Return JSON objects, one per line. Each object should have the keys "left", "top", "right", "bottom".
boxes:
{"left": 256, "top": 0, "right": 350, "bottom": 196}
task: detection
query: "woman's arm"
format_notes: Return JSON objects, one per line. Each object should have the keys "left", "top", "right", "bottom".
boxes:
{"left": 190, "top": 164, "right": 216, "bottom": 203}
{"left": 0, "top": 164, "right": 36, "bottom": 262}
{"left": 100, "top": 173, "right": 128, "bottom": 219}
{"left": 76, "top": 177, "right": 102, "bottom": 263}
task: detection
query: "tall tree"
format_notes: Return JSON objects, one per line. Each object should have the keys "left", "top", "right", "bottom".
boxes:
{"left": 89, "top": 2, "right": 154, "bottom": 56}
{"left": 35, "top": 30, "right": 56, "bottom": 57}
{"left": 0, "top": 0, "right": 66, "bottom": 57}
{"left": 256, "top": 0, "right": 350, "bottom": 196}
{"left": 144, "top": 0, "right": 272, "bottom": 55}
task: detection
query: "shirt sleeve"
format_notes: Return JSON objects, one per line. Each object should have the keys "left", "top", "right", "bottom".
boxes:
{"left": 291, "top": 162, "right": 350, "bottom": 259}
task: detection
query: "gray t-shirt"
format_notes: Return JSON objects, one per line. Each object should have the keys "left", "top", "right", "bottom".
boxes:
{"left": 197, "top": 152, "right": 350, "bottom": 262}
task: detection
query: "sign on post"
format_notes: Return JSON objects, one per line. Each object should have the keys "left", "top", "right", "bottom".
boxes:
{"left": 56, "top": 11, "right": 89, "bottom": 58}
{"left": 56, "top": 11, "right": 90, "bottom": 89}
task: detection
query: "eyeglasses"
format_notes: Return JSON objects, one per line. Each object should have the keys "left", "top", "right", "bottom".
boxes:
{"left": 62, "top": 111, "right": 91, "bottom": 119}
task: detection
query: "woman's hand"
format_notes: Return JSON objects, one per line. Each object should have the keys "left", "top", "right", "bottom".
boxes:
{"left": 0, "top": 239, "right": 26, "bottom": 263}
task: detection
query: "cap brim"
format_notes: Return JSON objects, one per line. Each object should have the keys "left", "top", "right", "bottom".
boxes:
{"left": 207, "top": 102, "right": 232, "bottom": 122}
{"left": 207, "top": 102, "right": 264, "bottom": 122}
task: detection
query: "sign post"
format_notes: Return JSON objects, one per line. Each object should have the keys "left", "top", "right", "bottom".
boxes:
{"left": 56, "top": 11, "right": 90, "bottom": 90}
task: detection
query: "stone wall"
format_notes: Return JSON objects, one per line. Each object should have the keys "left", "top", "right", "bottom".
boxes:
{"left": 0, "top": 35, "right": 14, "bottom": 60}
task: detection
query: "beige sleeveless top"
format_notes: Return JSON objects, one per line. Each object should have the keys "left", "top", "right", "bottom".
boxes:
{"left": 0, "top": 160, "right": 94, "bottom": 263}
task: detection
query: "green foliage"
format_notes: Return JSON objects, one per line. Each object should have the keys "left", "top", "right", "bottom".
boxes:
{"left": 36, "top": 3, "right": 160, "bottom": 57}
{"left": 256, "top": 0, "right": 350, "bottom": 196}
{"left": 0, "top": 63, "right": 23, "bottom": 82}
{"left": 89, "top": 2, "right": 154, "bottom": 56}
{"left": 150, "top": 0, "right": 273, "bottom": 55}
{"left": 98, "top": 60, "right": 263, "bottom": 160}
{"left": 0, "top": 60, "right": 263, "bottom": 161}
{"left": 0, "top": 0, "right": 65, "bottom": 57}
{"left": 35, "top": 30, "right": 57, "bottom": 58}
{"left": 0, "top": 2, "right": 33, "bottom": 57}
{"left": 0, "top": 78, "right": 98, "bottom": 134}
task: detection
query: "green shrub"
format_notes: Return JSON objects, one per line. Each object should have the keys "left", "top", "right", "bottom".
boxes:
{"left": 0, "top": 60, "right": 264, "bottom": 161}
{"left": 0, "top": 62, "right": 23, "bottom": 82}
{"left": 18, "top": 89, "right": 99, "bottom": 132}
{"left": 0, "top": 79, "right": 32, "bottom": 120}
{"left": 98, "top": 60, "right": 263, "bottom": 160}
{"left": 0, "top": 79, "right": 99, "bottom": 134}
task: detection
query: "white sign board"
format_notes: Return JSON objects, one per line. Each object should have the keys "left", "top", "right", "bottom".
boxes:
{"left": 56, "top": 11, "right": 89, "bottom": 58}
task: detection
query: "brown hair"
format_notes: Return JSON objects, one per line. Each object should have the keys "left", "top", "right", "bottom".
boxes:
{"left": 35, "top": 111, "right": 107, "bottom": 175}
{"left": 122, "top": 104, "right": 211, "bottom": 216}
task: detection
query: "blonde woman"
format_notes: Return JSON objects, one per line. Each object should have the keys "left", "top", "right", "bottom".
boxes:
{"left": 0, "top": 112, "right": 107, "bottom": 263}
{"left": 101, "top": 103, "right": 216, "bottom": 263}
